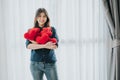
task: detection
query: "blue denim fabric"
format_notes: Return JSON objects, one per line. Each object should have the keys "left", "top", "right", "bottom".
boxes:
{"left": 30, "top": 61, "right": 58, "bottom": 80}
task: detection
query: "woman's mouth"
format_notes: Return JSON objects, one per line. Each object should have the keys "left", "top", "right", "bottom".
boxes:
{"left": 38, "top": 20, "right": 44, "bottom": 23}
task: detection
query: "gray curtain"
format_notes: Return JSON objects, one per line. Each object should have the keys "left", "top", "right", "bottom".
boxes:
{"left": 102, "top": 0, "right": 120, "bottom": 80}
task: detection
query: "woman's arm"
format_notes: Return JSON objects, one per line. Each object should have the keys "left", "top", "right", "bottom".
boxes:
{"left": 27, "top": 43, "right": 45, "bottom": 50}
{"left": 27, "top": 41, "right": 57, "bottom": 50}
{"left": 51, "top": 27, "right": 59, "bottom": 47}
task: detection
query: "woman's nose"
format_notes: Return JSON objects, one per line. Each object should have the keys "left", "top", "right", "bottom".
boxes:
{"left": 40, "top": 18, "right": 44, "bottom": 20}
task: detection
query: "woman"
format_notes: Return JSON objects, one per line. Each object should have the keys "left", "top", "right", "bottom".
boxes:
{"left": 25, "top": 8, "right": 59, "bottom": 80}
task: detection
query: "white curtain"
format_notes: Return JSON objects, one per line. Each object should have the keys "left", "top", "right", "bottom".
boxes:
{"left": 0, "top": 0, "right": 111, "bottom": 80}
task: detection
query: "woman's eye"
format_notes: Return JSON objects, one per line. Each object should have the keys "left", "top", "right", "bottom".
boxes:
{"left": 38, "top": 15, "right": 46, "bottom": 18}
{"left": 43, "top": 16, "right": 46, "bottom": 18}
{"left": 38, "top": 15, "right": 41, "bottom": 17}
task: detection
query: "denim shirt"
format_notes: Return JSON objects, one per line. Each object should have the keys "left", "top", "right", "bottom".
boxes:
{"left": 25, "top": 27, "right": 59, "bottom": 63}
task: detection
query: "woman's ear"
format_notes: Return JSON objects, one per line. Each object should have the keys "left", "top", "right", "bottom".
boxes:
{"left": 34, "top": 18, "right": 37, "bottom": 24}
{"left": 37, "top": 18, "right": 39, "bottom": 22}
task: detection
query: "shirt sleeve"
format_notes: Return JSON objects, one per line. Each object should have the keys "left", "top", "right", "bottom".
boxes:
{"left": 51, "top": 27, "right": 59, "bottom": 47}
{"left": 25, "top": 39, "right": 32, "bottom": 48}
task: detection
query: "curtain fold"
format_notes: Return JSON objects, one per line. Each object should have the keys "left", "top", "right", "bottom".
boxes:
{"left": 102, "top": 0, "right": 120, "bottom": 80}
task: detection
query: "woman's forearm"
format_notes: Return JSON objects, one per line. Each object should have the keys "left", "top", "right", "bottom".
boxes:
{"left": 27, "top": 43, "right": 45, "bottom": 50}
{"left": 27, "top": 40, "right": 58, "bottom": 50}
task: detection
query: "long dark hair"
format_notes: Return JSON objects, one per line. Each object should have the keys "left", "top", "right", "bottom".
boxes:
{"left": 34, "top": 8, "right": 50, "bottom": 28}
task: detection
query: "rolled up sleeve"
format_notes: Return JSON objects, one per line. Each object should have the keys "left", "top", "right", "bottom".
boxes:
{"left": 51, "top": 27, "right": 59, "bottom": 47}
{"left": 25, "top": 40, "right": 32, "bottom": 48}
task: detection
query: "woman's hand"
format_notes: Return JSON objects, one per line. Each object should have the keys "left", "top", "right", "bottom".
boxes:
{"left": 44, "top": 42, "right": 57, "bottom": 49}
{"left": 30, "top": 40, "right": 38, "bottom": 44}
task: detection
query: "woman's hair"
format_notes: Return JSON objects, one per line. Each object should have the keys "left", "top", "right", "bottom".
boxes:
{"left": 34, "top": 8, "right": 50, "bottom": 28}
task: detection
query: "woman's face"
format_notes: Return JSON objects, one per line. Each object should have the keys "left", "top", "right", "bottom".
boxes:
{"left": 37, "top": 12, "right": 47, "bottom": 27}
